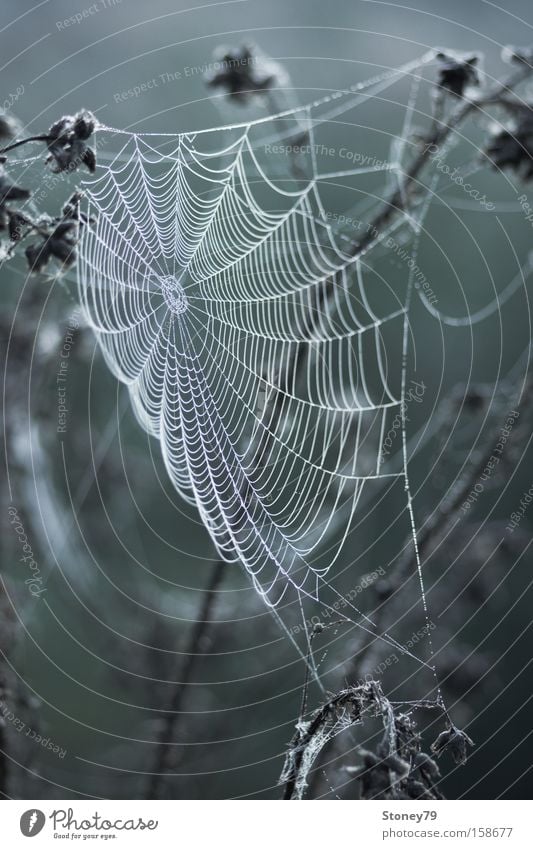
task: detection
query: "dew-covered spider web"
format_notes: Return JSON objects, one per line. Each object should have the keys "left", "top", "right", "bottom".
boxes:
{"left": 76, "top": 52, "right": 450, "bottom": 684}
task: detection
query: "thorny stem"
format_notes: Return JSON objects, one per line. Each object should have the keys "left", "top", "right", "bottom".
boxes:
{"left": 146, "top": 557, "right": 226, "bottom": 799}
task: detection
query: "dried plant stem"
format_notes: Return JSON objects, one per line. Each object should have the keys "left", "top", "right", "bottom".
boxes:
{"left": 0, "top": 135, "right": 51, "bottom": 156}
{"left": 307, "top": 380, "right": 533, "bottom": 797}
{"left": 0, "top": 674, "right": 8, "bottom": 799}
{"left": 146, "top": 557, "right": 226, "bottom": 799}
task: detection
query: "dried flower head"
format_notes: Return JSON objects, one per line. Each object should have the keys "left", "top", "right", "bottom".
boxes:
{"left": 62, "top": 191, "right": 95, "bottom": 227}
{"left": 25, "top": 220, "right": 78, "bottom": 274}
{"left": 205, "top": 44, "right": 278, "bottom": 103}
{"left": 485, "top": 112, "right": 533, "bottom": 181}
{"left": 436, "top": 52, "right": 479, "bottom": 98}
{"left": 46, "top": 110, "right": 96, "bottom": 174}
{"left": 431, "top": 723, "right": 474, "bottom": 765}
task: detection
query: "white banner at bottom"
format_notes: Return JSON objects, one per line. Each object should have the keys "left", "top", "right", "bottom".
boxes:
{"left": 0, "top": 799, "right": 529, "bottom": 847}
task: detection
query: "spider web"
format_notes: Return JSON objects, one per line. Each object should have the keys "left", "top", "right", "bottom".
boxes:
{"left": 76, "top": 54, "right": 443, "bottom": 677}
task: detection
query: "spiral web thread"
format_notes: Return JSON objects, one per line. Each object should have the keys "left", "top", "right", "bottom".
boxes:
{"left": 77, "top": 54, "right": 443, "bottom": 674}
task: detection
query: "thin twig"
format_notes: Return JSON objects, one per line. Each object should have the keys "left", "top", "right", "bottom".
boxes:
{"left": 0, "top": 135, "right": 51, "bottom": 155}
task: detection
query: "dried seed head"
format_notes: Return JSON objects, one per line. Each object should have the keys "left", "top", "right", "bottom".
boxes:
{"left": 431, "top": 724, "right": 474, "bottom": 765}
{"left": 435, "top": 52, "right": 480, "bottom": 98}
{"left": 46, "top": 110, "right": 97, "bottom": 174}
{"left": 205, "top": 44, "right": 281, "bottom": 103}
